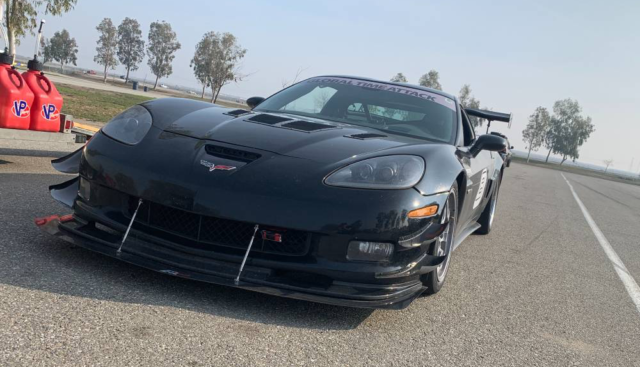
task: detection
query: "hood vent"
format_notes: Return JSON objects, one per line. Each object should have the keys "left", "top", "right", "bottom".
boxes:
{"left": 346, "top": 133, "right": 388, "bottom": 140}
{"left": 224, "top": 109, "right": 252, "bottom": 117}
{"left": 281, "top": 120, "right": 336, "bottom": 132}
{"left": 205, "top": 144, "right": 261, "bottom": 163}
{"left": 247, "top": 114, "right": 293, "bottom": 125}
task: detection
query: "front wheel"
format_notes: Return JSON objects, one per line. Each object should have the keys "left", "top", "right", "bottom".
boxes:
{"left": 421, "top": 184, "right": 458, "bottom": 295}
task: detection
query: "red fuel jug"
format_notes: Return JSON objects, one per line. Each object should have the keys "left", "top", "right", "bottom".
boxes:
{"left": 0, "top": 53, "right": 34, "bottom": 130}
{"left": 23, "top": 59, "right": 63, "bottom": 132}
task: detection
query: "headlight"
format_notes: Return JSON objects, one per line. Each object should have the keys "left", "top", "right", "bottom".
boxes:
{"left": 101, "top": 105, "right": 152, "bottom": 145}
{"left": 325, "top": 155, "right": 425, "bottom": 189}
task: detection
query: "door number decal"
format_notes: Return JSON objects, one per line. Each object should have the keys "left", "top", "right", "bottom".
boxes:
{"left": 473, "top": 169, "right": 488, "bottom": 209}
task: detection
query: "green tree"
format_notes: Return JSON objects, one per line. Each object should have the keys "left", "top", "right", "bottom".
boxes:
{"left": 190, "top": 31, "right": 245, "bottom": 103}
{"left": 190, "top": 32, "right": 213, "bottom": 98}
{"left": 42, "top": 29, "right": 77, "bottom": 72}
{"left": 147, "top": 21, "right": 180, "bottom": 90}
{"left": 522, "top": 107, "right": 550, "bottom": 162}
{"left": 94, "top": 18, "right": 118, "bottom": 83}
{"left": 390, "top": 73, "right": 407, "bottom": 83}
{"left": 458, "top": 84, "right": 485, "bottom": 128}
{"left": 418, "top": 70, "right": 441, "bottom": 90}
{"left": 1, "top": 0, "right": 77, "bottom": 59}
{"left": 545, "top": 99, "right": 595, "bottom": 164}
{"left": 117, "top": 17, "right": 144, "bottom": 83}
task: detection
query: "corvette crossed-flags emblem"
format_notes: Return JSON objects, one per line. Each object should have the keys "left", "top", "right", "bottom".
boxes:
{"left": 200, "top": 160, "right": 237, "bottom": 172}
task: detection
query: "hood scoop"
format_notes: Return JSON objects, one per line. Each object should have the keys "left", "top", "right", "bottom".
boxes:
{"left": 224, "top": 109, "right": 252, "bottom": 117}
{"left": 346, "top": 133, "right": 388, "bottom": 140}
{"left": 280, "top": 120, "right": 336, "bottom": 132}
{"left": 245, "top": 113, "right": 338, "bottom": 133}
{"left": 246, "top": 114, "right": 293, "bottom": 125}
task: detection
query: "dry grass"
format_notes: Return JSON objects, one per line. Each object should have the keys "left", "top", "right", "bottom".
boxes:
{"left": 57, "top": 83, "right": 246, "bottom": 124}
{"left": 57, "top": 84, "right": 154, "bottom": 123}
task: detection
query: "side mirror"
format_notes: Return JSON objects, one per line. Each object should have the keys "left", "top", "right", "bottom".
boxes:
{"left": 510, "top": 146, "right": 514, "bottom": 150}
{"left": 469, "top": 134, "right": 507, "bottom": 157}
{"left": 246, "top": 96, "right": 265, "bottom": 109}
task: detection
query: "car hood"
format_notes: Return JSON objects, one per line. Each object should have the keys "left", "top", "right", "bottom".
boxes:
{"left": 161, "top": 106, "right": 428, "bottom": 163}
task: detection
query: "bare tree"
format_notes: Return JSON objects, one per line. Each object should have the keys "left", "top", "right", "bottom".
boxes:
{"left": 281, "top": 67, "right": 307, "bottom": 89}
{"left": 603, "top": 159, "right": 614, "bottom": 173}
{"left": 94, "top": 18, "right": 118, "bottom": 83}
{"left": 314, "top": 90, "right": 332, "bottom": 111}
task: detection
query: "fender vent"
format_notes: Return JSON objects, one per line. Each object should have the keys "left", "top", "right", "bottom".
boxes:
{"left": 224, "top": 109, "right": 252, "bottom": 117}
{"left": 346, "top": 133, "right": 388, "bottom": 140}
{"left": 281, "top": 120, "right": 336, "bottom": 132}
{"left": 247, "top": 114, "right": 293, "bottom": 125}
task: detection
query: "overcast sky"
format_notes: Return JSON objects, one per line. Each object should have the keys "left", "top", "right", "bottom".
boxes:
{"left": 15, "top": 0, "right": 640, "bottom": 170}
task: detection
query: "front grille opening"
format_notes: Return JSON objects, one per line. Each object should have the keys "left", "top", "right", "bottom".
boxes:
{"left": 346, "top": 133, "right": 388, "bottom": 140}
{"left": 247, "top": 114, "right": 292, "bottom": 125}
{"left": 281, "top": 120, "right": 336, "bottom": 132}
{"left": 224, "top": 109, "right": 252, "bottom": 117}
{"left": 272, "top": 270, "right": 333, "bottom": 289}
{"left": 150, "top": 204, "right": 200, "bottom": 238}
{"left": 126, "top": 198, "right": 310, "bottom": 256}
{"left": 205, "top": 145, "right": 261, "bottom": 163}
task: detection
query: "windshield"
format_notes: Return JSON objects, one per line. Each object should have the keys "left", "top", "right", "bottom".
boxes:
{"left": 254, "top": 77, "right": 458, "bottom": 143}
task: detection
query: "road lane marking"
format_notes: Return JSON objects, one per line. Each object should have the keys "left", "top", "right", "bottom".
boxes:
{"left": 561, "top": 173, "right": 640, "bottom": 315}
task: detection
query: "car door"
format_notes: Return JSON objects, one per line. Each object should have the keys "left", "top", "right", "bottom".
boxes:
{"left": 457, "top": 108, "right": 495, "bottom": 230}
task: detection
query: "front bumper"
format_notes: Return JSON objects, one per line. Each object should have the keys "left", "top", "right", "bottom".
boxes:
{"left": 37, "top": 215, "right": 428, "bottom": 309}
{"left": 42, "top": 133, "right": 451, "bottom": 309}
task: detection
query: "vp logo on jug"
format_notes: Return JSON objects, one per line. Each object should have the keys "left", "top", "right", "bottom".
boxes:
{"left": 41, "top": 104, "right": 59, "bottom": 120}
{"left": 11, "top": 100, "right": 30, "bottom": 118}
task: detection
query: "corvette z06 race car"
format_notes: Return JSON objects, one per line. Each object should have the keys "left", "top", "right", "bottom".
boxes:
{"left": 38, "top": 76, "right": 510, "bottom": 309}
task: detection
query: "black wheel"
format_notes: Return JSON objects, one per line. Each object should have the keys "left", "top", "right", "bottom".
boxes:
{"left": 506, "top": 158, "right": 511, "bottom": 167}
{"left": 476, "top": 175, "right": 501, "bottom": 235}
{"left": 422, "top": 184, "right": 458, "bottom": 295}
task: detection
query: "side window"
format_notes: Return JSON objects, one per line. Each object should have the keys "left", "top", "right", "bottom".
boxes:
{"left": 461, "top": 108, "right": 475, "bottom": 146}
{"left": 345, "top": 103, "right": 368, "bottom": 122}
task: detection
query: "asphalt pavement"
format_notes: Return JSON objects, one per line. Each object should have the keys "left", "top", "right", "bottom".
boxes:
{"left": 1, "top": 153, "right": 639, "bottom": 366}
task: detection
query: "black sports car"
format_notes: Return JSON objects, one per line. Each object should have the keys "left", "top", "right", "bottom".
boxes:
{"left": 38, "top": 76, "right": 509, "bottom": 309}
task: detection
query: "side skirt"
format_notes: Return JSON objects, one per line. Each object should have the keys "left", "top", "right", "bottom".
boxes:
{"left": 452, "top": 222, "right": 481, "bottom": 252}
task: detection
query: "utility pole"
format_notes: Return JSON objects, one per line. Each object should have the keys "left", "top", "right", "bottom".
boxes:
{"left": 630, "top": 158, "right": 634, "bottom": 173}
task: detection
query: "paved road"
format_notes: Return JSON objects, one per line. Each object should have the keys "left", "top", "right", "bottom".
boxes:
{"left": 47, "top": 73, "right": 174, "bottom": 100}
{"left": 1, "top": 155, "right": 639, "bottom": 366}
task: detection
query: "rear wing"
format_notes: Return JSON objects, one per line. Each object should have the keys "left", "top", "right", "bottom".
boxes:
{"left": 465, "top": 108, "right": 512, "bottom": 132}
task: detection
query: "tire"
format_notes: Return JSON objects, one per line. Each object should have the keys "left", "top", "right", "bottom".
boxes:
{"left": 476, "top": 174, "right": 501, "bottom": 235}
{"left": 421, "top": 184, "right": 458, "bottom": 295}
{"left": 506, "top": 158, "right": 511, "bottom": 167}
